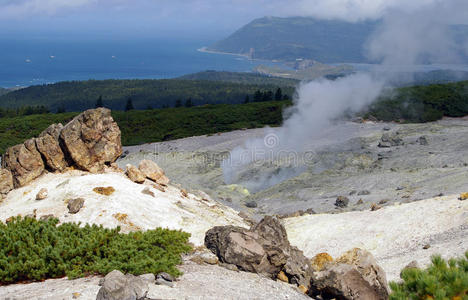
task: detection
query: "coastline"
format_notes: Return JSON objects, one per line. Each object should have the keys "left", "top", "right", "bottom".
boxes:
{"left": 197, "top": 46, "right": 252, "bottom": 60}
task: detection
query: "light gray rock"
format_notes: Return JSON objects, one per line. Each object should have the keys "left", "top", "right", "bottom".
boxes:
{"left": 67, "top": 198, "right": 85, "bottom": 214}
{"left": 96, "top": 270, "right": 148, "bottom": 300}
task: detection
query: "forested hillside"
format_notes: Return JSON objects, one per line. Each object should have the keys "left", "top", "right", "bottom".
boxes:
{"left": 209, "top": 16, "right": 468, "bottom": 63}
{"left": 0, "top": 77, "right": 296, "bottom": 112}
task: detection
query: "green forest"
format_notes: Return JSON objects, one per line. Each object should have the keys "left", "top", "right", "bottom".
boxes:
{"left": 0, "top": 100, "right": 289, "bottom": 154}
{"left": 0, "top": 76, "right": 296, "bottom": 112}
{"left": 1, "top": 80, "right": 468, "bottom": 154}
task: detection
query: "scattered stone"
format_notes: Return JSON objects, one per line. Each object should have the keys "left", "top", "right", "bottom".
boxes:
{"left": 459, "top": 193, "right": 468, "bottom": 201}
{"left": 125, "top": 164, "right": 145, "bottom": 184}
{"left": 357, "top": 190, "right": 371, "bottom": 196}
{"left": 156, "top": 277, "right": 174, "bottom": 288}
{"left": 417, "top": 135, "right": 428, "bottom": 146}
{"left": 120, "top": 150, "right": 130, "bottom": 159}
{"left": 277, "top": 271, "right": 289, "bottom": 283}
{"left": 383, "top": 126, "right": 391, "bottom": 131}
{"left": 305, "top": 208, "right": 316, "bottom": 215}
{"left": 145, "top": 181, "right": 165, "bottom": 192}
{"left": 200, "top": 252, "right": 219, "bottom": 265}
{"left": 378, "top": 199, "right": 389, "bottom": 205}
{"left": 0, "top": 168, "right": 14, "bottom": 197}
{"left": 141, "top": 187, "right": 155, "bottom": 197}
{"left": 72, "top": 292, "right": 81, "bottom": 299}
{"left": 138, "top": 160, "right": 169, "bottom": 185}
{"left": 205, "top": 216, "right": 313, "bottom": 289}
{"left": 67, "top": 198, "right": 85, "bottom": 214}
{"left": 311, "top": 253, "right": 334, "bottom": 271}
{"left": 93, "top": 187, "right": 115, "bottom": 196}
{"left": 3, "top": 138, "right": 45, "bottom": 187}
{"left": 60, "top": 108, "right": 122, "bottom": 173}
{"left": 435, "top": 193, "right": 444, "bottom": 197}
{"left": 219, "top": 262, "right": 239, "bottom": 272}
{"left": 139, "top": 273, "right": 155, "bottom": 283}
{"left": 370, "top": 203, "right": 382, "bottom": 211}
{"left": 378, "top": 132, "right": 404, "bottom": 148}
{"left": 396, "top": 186, "right": 404, "bottom": 191}
{"left": 423, "top": 244, "right": 431, "bottom": 250}
{"left": 335, "top": 196, "right": 349, "bottom": 208}
{"left": 310, "top": 248, "right": 389, "bottom": 300}
{"left": 356, "top": 199, "right": 364, "bottom": 205}
{"left": 40, "top": 214, "right": 55, "bottom": 221}
{"left": 349, "top": 190, "right": 357, "bottom": 195}
{"left": 245, "top": 200, "right": 257, "bottom": 208}
{"left": 35, "top": 188, "right": 48, "bottom": 200}
{"left": 181, "top": 189, "right": 188, "bottom": 198}
{"left": 96, "top": 270, "right": 148, "bottom": 300}
{"left": 158, "top": 272, "right": 175, "bottom": 282}
{"left": 35, "top": 123, "right": 68, "bottom": 172}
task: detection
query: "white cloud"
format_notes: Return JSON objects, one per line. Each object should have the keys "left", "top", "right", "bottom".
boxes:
{"left": 0, "top": 0, "right": 95, "bottom": 18}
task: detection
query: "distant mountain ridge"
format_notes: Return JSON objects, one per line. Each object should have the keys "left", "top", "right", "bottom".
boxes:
{"left": 209, "top": 16, "right": 468, "bottom": 63}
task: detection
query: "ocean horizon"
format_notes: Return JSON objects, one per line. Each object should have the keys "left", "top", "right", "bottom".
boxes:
{"left": 0, "top": 37, "right": 282, "bottom": 88}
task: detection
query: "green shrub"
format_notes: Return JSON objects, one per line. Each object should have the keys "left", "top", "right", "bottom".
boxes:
{"left": 0, "top": 217, "right": 192, "bottom": 284}
{"left": 390, "top": 252, "right": 468, "bottom": 300}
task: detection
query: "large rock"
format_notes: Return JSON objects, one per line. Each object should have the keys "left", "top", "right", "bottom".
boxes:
{"left": 0, "top": 168, "right": 14, "bottom": 197}
{"left": 138, "top": 160, "right": 170, "bottom": 185}
{"left": 2, "top": 139, "right": 45, "bottom": 187}
{"left": 60, "top": 108, "right": 122, "bottom": 173}
{"left": 309, "top": 248, "right": 389, "bottom": 300}
{"left": 205, "top": 216, "right": 313, "bottom": 289}
{"left": 35, "top": 123, "right": 68, "bottom": 172}
{"left": 96, "top": 270, "right": 149, "bottom": 300}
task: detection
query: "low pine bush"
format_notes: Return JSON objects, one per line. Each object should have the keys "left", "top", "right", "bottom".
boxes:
{"left": 390, "top": 252, "right": 468, "bottom": 300}
{"left": 0, "top": 217, "right": 192, "bottom": 284}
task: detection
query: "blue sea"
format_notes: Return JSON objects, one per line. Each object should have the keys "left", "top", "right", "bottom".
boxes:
{"left": 0, "top": 37, "right": 281, "bottom": 88}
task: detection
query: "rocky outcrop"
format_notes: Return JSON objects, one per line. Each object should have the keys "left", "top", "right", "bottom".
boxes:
{"left": 2, "top": 139, "right": 45, "bottom": 187}
{"left": 96, "top": 270, "right": 149, "bottom": 300}
{"left": 1, "top": 108, "right": 122, "bottom": 191}
{"left": 205, "top": 216, "right": 313, "bottom": 289}
{"left": 0, "top": 168, "right": 13, "bottom": 199}
{"left": 35, "top": 124, "right": 68, "bottom": 172}
{"left": 309, "top": 248, "right": 389, "bottom": 300}
{"left": 138, "top": 160, "right": 169, "bottom": 185}
{"left": 60, "top": 108, "right": 122, "bottom": 173}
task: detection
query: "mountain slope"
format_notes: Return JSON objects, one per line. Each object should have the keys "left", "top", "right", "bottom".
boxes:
{"left": 209, "top": 16, "right": 377, "bottom": 63}
{"left": 210, "top": 16, "right": 468, "bottom": 63}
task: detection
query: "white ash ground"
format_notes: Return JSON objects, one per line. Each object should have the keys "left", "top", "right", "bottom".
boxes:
{"left": 119, "top": 117, "right": 468, "bottom": 217}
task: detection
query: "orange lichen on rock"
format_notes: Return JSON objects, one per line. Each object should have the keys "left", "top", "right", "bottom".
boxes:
{"left": 459, "top": 192, "right": 468, "bottom": 200}
{"left": 311, "top": 253, "right": 334, "bottom": 271}
{"left": 93, "top": 186, "right": 115, "bottom": 196}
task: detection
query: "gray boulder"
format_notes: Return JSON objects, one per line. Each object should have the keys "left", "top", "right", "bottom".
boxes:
{"left": 335, "top": 196, "right": 349, "bottom": 208}
{"left": 67, "top": 198, "right": 85, "bottom": 214}
{"left": 96, "top": 270, "right": 148, "bottom": 300}
{"left": 309, "top": 248, "right": 389, "bottom": 300}
{"left": 205, "top": 216, "right": 313, "bottom": 289}
{"left": 378, "top": 132, "right": 404, "bottom": 148}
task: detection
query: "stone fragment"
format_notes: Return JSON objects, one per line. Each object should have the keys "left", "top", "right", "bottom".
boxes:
{"left": 335, "top": 196, "right": 349, "bottom": 208}
{"left": 138, "top": 160, "right": 169, "bottom": 185}
{"left": 125, "top": 164, "right": 145, "bottom": 184}
{"left": 96, "top": 270, "right": 148, "bottom": 300}
{"left": 68, "top": 198, "right": 85, "bottom": 214}
{"left": 36, "top": 188, "right": 48, "bottom": 200}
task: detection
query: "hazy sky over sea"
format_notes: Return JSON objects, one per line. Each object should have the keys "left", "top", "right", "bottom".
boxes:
{"left": 1, "top": 0, "right": 467, "bottom": 39}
